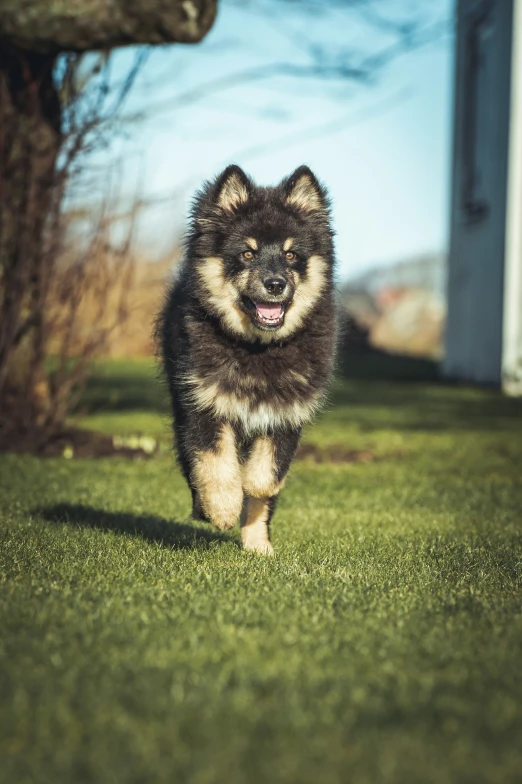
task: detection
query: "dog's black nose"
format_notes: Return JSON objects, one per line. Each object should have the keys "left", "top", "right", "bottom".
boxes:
{"left": 263, "top": 277, "right": 286, "bottom": 295}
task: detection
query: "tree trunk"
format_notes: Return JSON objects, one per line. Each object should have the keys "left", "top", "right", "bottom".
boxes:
{"left": 0, "top": 43, "right": 60, "bottom": 399}
{"left": 0, "top": 0, "right": 217, "bottom": 52}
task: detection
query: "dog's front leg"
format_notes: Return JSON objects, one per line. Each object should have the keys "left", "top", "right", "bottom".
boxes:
{"left": 240, "top": 496, "right": 278, "bottom": 555}
{"left": 190, "top": 420, "right": 243, "bottom": 531}
{"left": 240, "top": 429, "right": 301, "bottom": 554}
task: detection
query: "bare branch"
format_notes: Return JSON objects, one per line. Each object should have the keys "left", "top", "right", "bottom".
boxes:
{"left": 233, "top": 86, "right": 413, "bottom": 164}
{"left": 141, "top": 10, "right": 450, "bottom": 115}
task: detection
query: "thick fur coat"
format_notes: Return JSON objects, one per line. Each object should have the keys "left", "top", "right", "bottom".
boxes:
{"left": 158, "top": 164, "right": 337, "bottom": 553}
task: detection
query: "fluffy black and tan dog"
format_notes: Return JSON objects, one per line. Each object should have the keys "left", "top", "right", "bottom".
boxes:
{"left": 158, "top": 164, "right": 337, "bottom": 554}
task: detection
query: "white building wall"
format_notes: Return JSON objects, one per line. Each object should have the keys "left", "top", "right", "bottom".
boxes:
{"left": 444, "top": 0, "right": 514, "bottom": 385}
{"left": 503, "top": 0, "right": 522, "bottom": 394}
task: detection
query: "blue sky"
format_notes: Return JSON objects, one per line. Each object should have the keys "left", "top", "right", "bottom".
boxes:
{"left": 103, "top": 0, "right": 454, "bottom": 280}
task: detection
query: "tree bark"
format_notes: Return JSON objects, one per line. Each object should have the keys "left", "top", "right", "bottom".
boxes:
{"left": 0, "top": 43, "right": 61, "bottom": 393}
{"left": 0, "top": 0, "right": 217, "bottom": 52}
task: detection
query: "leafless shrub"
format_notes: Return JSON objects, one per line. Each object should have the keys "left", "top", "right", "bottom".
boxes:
{"left": 0, "top": 52, "right": 146, "bottom": 452}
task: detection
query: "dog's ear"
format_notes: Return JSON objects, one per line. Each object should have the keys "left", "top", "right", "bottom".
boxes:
{"left": 283, "top": 166, "right": 327, "bottom": 214}
{"left": 215, "top": 165, "right": 251, "bottom": 213}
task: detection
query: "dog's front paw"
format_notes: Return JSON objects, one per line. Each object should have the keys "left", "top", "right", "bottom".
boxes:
{"left": 242, "top": 538, "right": 275, "bottom": 556}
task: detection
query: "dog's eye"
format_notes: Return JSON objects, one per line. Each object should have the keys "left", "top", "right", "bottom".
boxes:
{"left": 285, "top": 251, "right": 296, "bottom": 261}
{"left": 242, "top": 250, "right": 254, "bottom": 260}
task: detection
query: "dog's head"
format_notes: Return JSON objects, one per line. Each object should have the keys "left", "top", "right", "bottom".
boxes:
{"left": 188, "top": 165, "right": 334, "bottom": 342}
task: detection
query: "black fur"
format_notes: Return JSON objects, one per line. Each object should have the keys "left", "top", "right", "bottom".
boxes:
{"left": 157, "top": 164, "right": 337, "bottom": 552}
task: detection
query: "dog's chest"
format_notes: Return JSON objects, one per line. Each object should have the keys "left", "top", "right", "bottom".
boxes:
{"left": 184, "top": 340, "right": 323, "bottom": 434}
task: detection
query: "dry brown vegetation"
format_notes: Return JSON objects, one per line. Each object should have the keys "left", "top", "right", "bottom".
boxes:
{"left": 47, "top": 252, "right": 178, "bottom": 360}
{"left": 0, "top": 48, "right": 180, "bottom": 453}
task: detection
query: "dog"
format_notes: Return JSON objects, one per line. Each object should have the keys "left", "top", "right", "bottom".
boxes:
{"left": 158, "top": 164, "right": 337, "bottom": 554}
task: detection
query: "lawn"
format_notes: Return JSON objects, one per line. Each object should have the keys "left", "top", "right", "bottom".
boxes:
{"left": 1, "top": 354, "right": 522, "bottom": 784}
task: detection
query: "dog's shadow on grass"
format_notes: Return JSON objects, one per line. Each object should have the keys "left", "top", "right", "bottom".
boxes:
{"left": 38, "top": 503, "right": 235, "bottom": 551}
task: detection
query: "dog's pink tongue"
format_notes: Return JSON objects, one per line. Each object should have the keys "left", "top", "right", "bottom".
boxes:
{"left": 257, "top": 304, "right": 283, "bottom": 319}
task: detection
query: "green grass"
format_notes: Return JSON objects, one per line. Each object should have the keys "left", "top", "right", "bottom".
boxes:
{"left": 1, "top": 354, "right": 522, "bottom": 783}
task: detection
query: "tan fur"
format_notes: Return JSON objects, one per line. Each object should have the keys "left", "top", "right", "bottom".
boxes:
{"left": 183, "top": 374, "right": 321, "bottom": 434}
{"left": 278, "top": 255, "right": 328, "bottom": 338}
{"left": 218, "top": 173, "right": 249, "bottom": 213}
{"left": 197, "top": 257, "right": 253, "bottom": 337}
{"left": 242, "top": 437, "right": 284, "bottom": 498}
{"left": 240, "top": 497, "right": 274, "bottom": 555}
{"left": 246, "top": 237, "right": 258, "bottom": 250}
{"left": 191, "top": 423, "right": 242, "bottom": 530}
{"left": 237, "top": 269, "right": 250, "bottom": 288}
{"left": 237, "top": 372, "right": 267, "bottom": 390}
{"left": 286, "top": 175, "right": 323, "bottom": 213}
{"left": 289, "top": 369, "right": 309, "bottom": 385}
{"left": 197, "top": 256, "right": 228, "bottom": 298}
{"left": 283, "top": 237, "right": 295, "bottom": 251}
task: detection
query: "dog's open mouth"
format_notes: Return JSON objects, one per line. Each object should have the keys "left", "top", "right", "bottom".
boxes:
{"left": 243, "top": 298, "right": 286, "bottom": 329}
